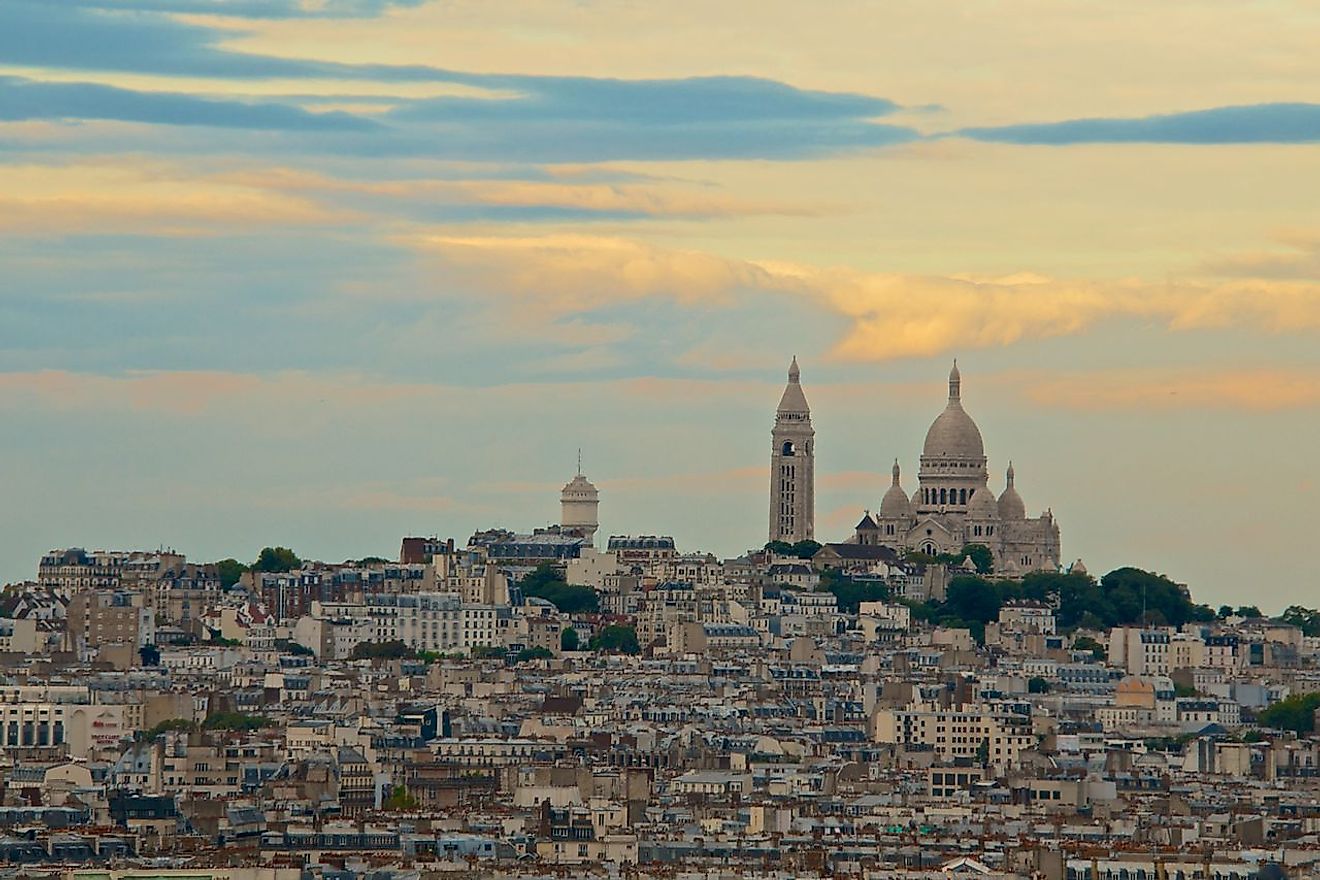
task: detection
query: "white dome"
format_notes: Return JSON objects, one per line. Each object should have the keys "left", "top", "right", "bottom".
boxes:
{"left": 998, "top": 462, "right": 1025, "bottom": 519}
{"left": 967, "top": 487, "right": 998, "bottom": 519}
{"left": 879, "top": 461, "right": 912, "bottom": 518}
{"left": 922, "top": 362, "right": 985, "bottom": 461}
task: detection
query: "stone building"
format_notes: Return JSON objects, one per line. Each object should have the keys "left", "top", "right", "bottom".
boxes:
{"left": 768, "top": 357, "right": 815, "bottom": 544}
{"left": 560, "top": 462, "right": 600, "bottom": 547}
{"left": 854, "top": 362, "right": 1061, "bottom": 576}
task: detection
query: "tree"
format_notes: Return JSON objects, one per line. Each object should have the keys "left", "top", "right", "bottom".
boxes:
{"left": 353, "top": 556, "right": 391, "bottom": 566}
{"left": 1236, "top": 605, "right": 1263, "bottom": 619}
{"left": 252, "top": 546, "right": 301, "bottom": 573}
{"left": 819, "top": 568, "right": 889, "bottom": 613}
{"left": 1282, "top": 606, "right": 1320, "bottom": 636}
{"left": 351, "top": 640, "right": 416, "bottom": 661}
{"left": 203, "top": 712, "right": 271, "bottom": 732}
{"left": 516, "top": 647, "right": 553, "bottom": 663}
{"left": 285, "top": 642, "right": 315, "bottom": 657}
{"left": 961, "top": 544, "right": 995, "bottom": 575}
{"left": 791, "top": 539, "right": 823, "bottom": 560}
{"left": 139, "top": 718, "right": 195, "bottom": 741}
{"left": 382, "top": 785, "right": 417, "bottom": 811}
{"left": 138, "top": 644, "right": 161, "bottom": 666}
{"left": 216, "top": 558, "right": 249, "bottom": 589}
{"left": 1028, "top": 676, "right": 1052, "bottom": 694}
{"left": 518, "top": 564, "right": 599, "bottom": 613}
{"left": 590, "top": 624, "right": 640, "bottom": 655}
{"left": 1072, "top": 635, "right": 1105, "bottom": 661}
{"left": 1257, "top": 693, "right": 1320, "bottom": 734}
{"left": 561, "top": 627, "right": 580, "bottom": 652}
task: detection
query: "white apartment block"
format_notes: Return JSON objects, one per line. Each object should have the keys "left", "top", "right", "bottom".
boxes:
{"left": 870, "top": 701, "right": 1036, "bottom": 769}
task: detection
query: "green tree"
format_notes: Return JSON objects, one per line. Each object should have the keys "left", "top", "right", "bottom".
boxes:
{"left": 945, "top": 576, "right": 1003, "bottom": 628}
{"left": 1028, "top": 676, "right": 1052, "bottom": 694}
{"left": 561, "top": 627, "right": 580, "bottom": 651}
{"left": 1281, "top": 606, "right": 1320, "bottom": 636}
{"left": 764, "top": 540, "right": 795, "bottom": 556}
{"left": 471, "top": 645, "right": 506, "bottom": 659}
{"left": 518, "top": 564, "right": 599, "bottom": 613}
{"left": 1072, "top": 635, "right": 1105, "bottom": 661}
{"left": 1257, "top": 693, "right": 1320, "bottom": 734}
{"left": 216, "top": 558, "right": 249, "bottom": 589}
{"left": 590, "top": 624, "right": 640, "bottom": 655}
{"left": 285, "top": 642, "right": 315, "bottom": 657}
{"left": 791, "top": 539, "right": 823, "bottom": 560}
{"left": 961, "top": 544, "right": 995, "bottom": 575}
{"left": 1236, "top": 605, "right": 1263, "bottom": 619}
{"left": 252, "top": 546, "right": 301, "bottom": 573}
{"left": 819, "top": 568, "right": 890, "bottom": 613}
{"left": 382, "top": 785, "right": 417, "bottom": 811}
{"left": 516, "top": 647, "right": 554, "bottom": 663}
{"left": 203, "top": 712, "right": 271, "bottom": 732}
{"left": 140, "top": 718, "right": 195, "bottom": 740}
{"left": 351, "top": 640, "right": 416, "bottom": 661}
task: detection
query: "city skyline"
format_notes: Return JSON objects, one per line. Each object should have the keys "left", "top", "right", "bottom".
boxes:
{"left": 4, "top": 1, "right": 1320, "bottom": 607}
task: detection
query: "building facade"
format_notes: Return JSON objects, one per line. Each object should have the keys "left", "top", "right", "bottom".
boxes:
{"left": 854, "top": 363, "right": 1061, "bottom": 576}
{"left": 768, "top": 357, "right": 815, "bottom": 544}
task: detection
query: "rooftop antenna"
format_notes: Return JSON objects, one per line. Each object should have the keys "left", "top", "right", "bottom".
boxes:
{"left": 577, "top": 448, "right": 582, "bottom": 476}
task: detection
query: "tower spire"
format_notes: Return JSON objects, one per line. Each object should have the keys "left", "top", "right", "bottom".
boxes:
{"left": 788, "top": 355, "right": 800, "bottom": 383}
{"left": 892, "top": 458, "right": 901, "bottom": 485}
{"left": 1006, "top": 460, "right": 1015, "bottom": 487}
{"left": 948, "top": 358, "right": 961, "bottom": 401}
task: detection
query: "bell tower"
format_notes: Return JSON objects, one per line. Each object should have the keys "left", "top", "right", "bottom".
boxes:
{"left": 769, "top": 356, "right": 815, "bottom": 544}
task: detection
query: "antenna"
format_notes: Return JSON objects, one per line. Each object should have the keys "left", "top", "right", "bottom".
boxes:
{"left": 577, "top": 448, "right": 582, "bottom": 476}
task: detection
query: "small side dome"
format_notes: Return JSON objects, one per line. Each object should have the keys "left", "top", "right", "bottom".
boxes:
{"left": 967, "top": 487, "right": 998, "bottom": 519}
{"left": 998, "top": 462, "right": 1026, "bottom": 520}
{"left": 879, "top": 460, "right": 913, "bottom": 519}
{"left": 1069, "top": 558, "right": 1088, "bottom": 576}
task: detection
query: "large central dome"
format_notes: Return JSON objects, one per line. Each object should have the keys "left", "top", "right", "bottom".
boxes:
{"left": 922, "top": 362, "right": 985, "bottom": 460}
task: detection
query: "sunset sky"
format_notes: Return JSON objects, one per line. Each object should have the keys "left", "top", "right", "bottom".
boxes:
{"left": 3, "top": 0, "right": 1319, "bottom": 608}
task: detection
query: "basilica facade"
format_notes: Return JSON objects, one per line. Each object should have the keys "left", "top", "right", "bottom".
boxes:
{"left": 853, "top": 363, "right": 1061, "bottom": 576}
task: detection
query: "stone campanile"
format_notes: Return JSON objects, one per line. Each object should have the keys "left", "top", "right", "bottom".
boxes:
{"left": 769, "top": 356, "right": 815, "bottom": 544}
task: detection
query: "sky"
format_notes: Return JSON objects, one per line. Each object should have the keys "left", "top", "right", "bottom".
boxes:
{"left": 2, "top": 0, "right": 1319, "bottom": 610}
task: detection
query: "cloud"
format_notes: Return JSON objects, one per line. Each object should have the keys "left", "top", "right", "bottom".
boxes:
{"left": 65, "top": 0, "right": 427, "bottom": 19}
{"left": 958, "top": 103, "right": 1320, "bottom": 145}
{"left": 408, "top": 233, "right": 791, "bottom": 313}
{"left": 0, "top": 1, "right": 916, "bottom": 162}
{"left": 212, "top": 165, "right": 819, "bottom": 220}
{"left": 1022, "top": 368, "right": 1320, "bottom": 412}
{"left": 402, "top": 232, "right": 1320, "bottom": 361}
{"left": 1201, "top": 231, "right": 1320, "bottom": 280}
{"left": 0, "top": 76, "right": 377, "bottom": 130}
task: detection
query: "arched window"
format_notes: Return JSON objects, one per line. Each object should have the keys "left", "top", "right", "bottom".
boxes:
{"left": 939, "top": 488, "right": 947, "bottom": 504}
{"left": 781, "top": 441, "right": 795, "bottom": 456}
{"left": 959, "top": 488, "right": 967, "bottom": 505}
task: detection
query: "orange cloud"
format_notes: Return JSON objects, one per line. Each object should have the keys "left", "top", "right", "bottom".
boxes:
{"left": 1022, "top": 368, "right": 1320, "bottom": 412}
{"left": 0, "top": 161, "right": 354, "bottom": 236}
{"left": 402, "top": 231, "right": 1320, "bottom": 362}
{"left": 214, "top": 166, "right": 815, "bottom": 219}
